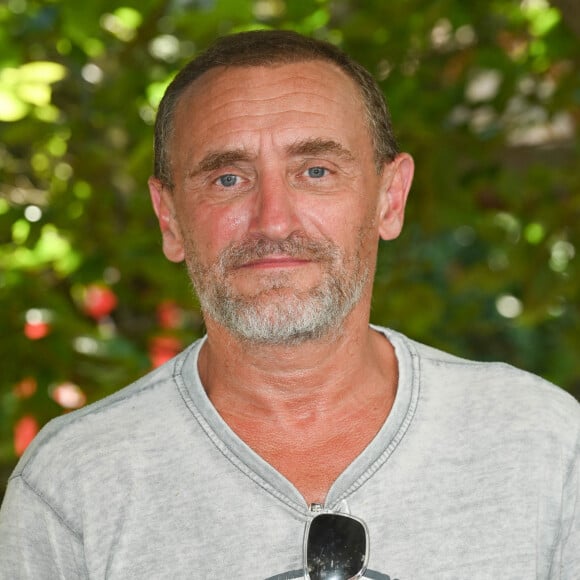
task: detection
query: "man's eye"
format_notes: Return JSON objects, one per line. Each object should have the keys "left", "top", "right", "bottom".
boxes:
{"left": 306, "top": 166, "right": 327, "bottom": 178}
{"left": 217, "top": 174, "right": 239, "bottom": 187}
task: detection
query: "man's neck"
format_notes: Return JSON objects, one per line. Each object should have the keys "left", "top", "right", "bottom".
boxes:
{"left": 197, "top": 313, "right": 397, "bottom": 422}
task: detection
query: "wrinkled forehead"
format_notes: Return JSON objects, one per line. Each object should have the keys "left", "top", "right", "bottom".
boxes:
{"left": 169, "top": 64, "right": 371, "bottom": 176}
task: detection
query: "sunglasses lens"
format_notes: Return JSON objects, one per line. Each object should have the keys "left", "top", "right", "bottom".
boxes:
{"left": 306, "top": 514, "right": 367, "bottom": 580}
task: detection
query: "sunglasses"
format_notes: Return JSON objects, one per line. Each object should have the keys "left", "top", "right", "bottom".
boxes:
{"left": 303, "top": 511, "right": 370, "bottom": 580}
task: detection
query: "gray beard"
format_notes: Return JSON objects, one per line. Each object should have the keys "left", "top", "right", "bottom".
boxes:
{"left": 184, "top": 233, "right": 370, "bottom": 346}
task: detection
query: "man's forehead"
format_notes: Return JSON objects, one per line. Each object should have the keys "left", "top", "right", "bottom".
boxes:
{"left": 179, "top": 59, "right": 359, "bottom": 105}
{"left": 170, "top": 59, "right": 371, "bottom": 176}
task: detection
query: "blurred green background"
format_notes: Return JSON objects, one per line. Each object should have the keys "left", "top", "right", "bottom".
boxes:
{"left": 1, "top": 0, "right": 579, "bottom": 499}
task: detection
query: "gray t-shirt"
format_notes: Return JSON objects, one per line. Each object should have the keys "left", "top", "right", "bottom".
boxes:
{"left": 0, "top": 327, "right": 578, "bottom": 579}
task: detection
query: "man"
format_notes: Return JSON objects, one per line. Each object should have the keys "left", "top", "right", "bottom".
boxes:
{"left": 0, "top": 30, "right": 578, "bottom": 579}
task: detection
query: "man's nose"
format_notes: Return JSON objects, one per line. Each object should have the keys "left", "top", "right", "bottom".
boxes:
{"left": 249, "top": 172, "right": 301, "bottom": 239}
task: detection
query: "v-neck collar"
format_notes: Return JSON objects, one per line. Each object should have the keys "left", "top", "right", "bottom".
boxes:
{"left": 173, "top": 326, "right": 420, "bottom": 514}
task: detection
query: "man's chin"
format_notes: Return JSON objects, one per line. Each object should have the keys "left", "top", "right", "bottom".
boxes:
{"left": 201, "top": 291, "right": 339, "bottom": 345}
{"left": 225, "top": 315, "right": 337, "bottom": 346}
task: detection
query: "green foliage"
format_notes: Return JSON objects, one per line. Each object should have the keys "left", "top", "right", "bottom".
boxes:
{"left": 1, "top": 0, "right": 578, "bottom": 492}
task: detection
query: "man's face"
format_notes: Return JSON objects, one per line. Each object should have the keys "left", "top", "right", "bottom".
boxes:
{"left": 150, "top": 61, "right": 411, "bottom": 344}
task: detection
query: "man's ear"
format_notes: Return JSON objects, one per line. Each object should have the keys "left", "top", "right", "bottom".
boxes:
{"left": 148, "top": 177, "right": 185, "bottom": 263}
{"left": 377, "top": 153, "right": 414, "bottom": 241}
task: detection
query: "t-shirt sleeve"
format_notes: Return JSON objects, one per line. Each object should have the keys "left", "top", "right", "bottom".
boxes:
{"left": 0, "top": 475, "right": 86, "bottom": 579}
{"left": 560, "top": 434, "right": 580, "bottom": 579}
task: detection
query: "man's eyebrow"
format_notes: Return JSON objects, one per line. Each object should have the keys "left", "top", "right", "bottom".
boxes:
{"left": 187, "top": 149, "right": 254, "bottom": 178}
{"left": 186, "top": 139, "right": 354, "bottom": 179}
{"left": 286, "top": 138, "right": 355, "bottom": 162}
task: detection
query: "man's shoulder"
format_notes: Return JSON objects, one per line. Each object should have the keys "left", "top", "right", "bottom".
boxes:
{"left": 4, "top": 342, "right": 203, "bottom": 536}
{"left": 395, "top": 330, "right": 580, "bottom": 436}
{"left": 11, "top": 343, "right": 198, "bottom": 486}
{"left": 412, "top": 333, "right": 574, "bottom": 393}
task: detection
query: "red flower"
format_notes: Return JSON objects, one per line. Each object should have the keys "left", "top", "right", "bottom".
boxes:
{"left": 24, "top": 321, "right": 51, "bottom": 340}
{"left": 83, "top": 284, "right": 118, "bottom": 320}
{"left": 149, "top": 336, "right": 182, "bottom": 368}
{"left": 14, "top": 415, "right": 39, "bottom": 456}
{"left": 157, "top": 300, "right": 183, "bottom": 329}
{"left": 13, "top": 377, "right": 37, "bottom": 398}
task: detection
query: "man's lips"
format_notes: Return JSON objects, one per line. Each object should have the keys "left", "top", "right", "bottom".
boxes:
{"left": 219, "top": 235, "right": 336, "bottom": 272}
